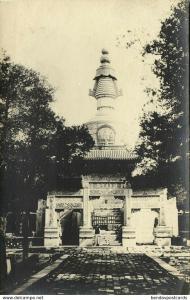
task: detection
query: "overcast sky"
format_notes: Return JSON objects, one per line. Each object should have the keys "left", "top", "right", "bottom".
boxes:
{"left": 0, "top": 0, "right": 178, "bottom": 147}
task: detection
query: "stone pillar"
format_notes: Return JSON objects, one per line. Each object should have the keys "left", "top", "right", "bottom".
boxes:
{"left": 154, "top": 188, "right": 172, "bottom": 247}
{"left": 36, "top": 199, "right": 46, "bottom": 236}
{"left": 122, "top": 188, "right": 136, "bottom": 247}
{"left": 79, "top": 179, "right": 95, "bottom": 246}
{"left": 44, "top": 196, "right": 59, "bottom": 247}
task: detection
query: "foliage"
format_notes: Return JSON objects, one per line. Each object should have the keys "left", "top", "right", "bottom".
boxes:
{"left": 48, "top": 123, "right": 94, "bottom": 189}
{"left": 0, "top": 52, "right": 94, "bottom": 212}
{"left": 0, "top": 52, "right": 57, "bottom": 212}
{"left": 133, "top": 0, "right": 189, "bottom": 204}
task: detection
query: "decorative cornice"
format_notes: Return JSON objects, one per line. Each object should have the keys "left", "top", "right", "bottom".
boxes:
{"left": 85, "top": 148, "right": 138, "bottom": 160}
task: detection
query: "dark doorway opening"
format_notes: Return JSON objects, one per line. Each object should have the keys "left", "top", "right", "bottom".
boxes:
{"left": 60, "top": 210, "right": 82, "bottom": 245}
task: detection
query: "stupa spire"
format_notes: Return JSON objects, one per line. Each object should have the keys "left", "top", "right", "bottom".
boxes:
{"left": 89, "top": 49, "right": 122, "bottom": 99}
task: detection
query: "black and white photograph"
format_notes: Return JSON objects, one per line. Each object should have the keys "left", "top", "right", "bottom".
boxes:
{"left": 0, "top": 0, "right": 189, "bottom": 296}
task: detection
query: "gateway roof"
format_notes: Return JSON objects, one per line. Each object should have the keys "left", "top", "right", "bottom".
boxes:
{"left": 85, "top": 147, "right": 137, "bottom": 160}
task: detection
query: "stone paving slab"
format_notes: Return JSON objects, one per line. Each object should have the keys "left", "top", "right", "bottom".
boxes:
{"left": 21, "top": 248, "right": 189, "bottom": 295}
{"left": 11, "top": 254, "right": 69, "bottom": 295}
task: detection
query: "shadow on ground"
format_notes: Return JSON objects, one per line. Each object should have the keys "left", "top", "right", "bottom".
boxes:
{"left": 22, "top": 248, "right": 189, "bottom": 295}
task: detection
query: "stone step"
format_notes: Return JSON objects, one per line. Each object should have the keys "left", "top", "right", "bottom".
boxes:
{"left": 98, "top": 231, "right": 121, "bottom": 246}
{"left": 102, "top": 230, "right": 119, "bottom": 233}
{"left": 99, "top": 240, "right": 121, "bottom": 246}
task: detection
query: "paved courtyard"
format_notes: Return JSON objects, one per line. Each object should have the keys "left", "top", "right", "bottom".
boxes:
{"left": 22, "top": 248, "right": 188, "bottom": 295}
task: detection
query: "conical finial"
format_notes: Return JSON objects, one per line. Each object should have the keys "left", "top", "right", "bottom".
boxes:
{"left": 100, "top": 48, "right": 110, "bottom": 64}
{"left": 102, "top": 48, "right": 109, "bottom": 55}
{"left": 89, "top": 48, "right": 122, "bottom": 98}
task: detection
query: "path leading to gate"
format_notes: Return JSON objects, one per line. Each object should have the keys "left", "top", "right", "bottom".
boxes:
{"left": 20, "top": 248, "right": 188, "bottom": 295}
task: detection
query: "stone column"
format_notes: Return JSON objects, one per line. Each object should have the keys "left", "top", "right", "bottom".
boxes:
{"left": 83, "top": 184, "right": 91, "bottom": 227}
{"left": 122, "top": 187, "right": 136, "bottom": 247}
{"left": 154, "top": 188, "right": 172, "bottom": 247}
{"left": 36, "top": 199, "right": 46, "bottom": 236}
{"left": 44, "top": 196, "right": 59, "bottom": 247}
{"left": 79, "top": 179, "right": 95, "bottom": 246}
{"left": 123, "top": 188, "right": 132, "bottom": 226}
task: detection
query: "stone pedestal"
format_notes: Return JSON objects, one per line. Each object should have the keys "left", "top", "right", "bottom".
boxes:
{"left": 44, "top": 227, "right": 60, "bottom": 247}
{"left": 36, "top": 199, "right": 46, "bottom": 236}
{"left": 154, "top": 226, "right": 172, "bottom": 247}
{"left": 122, "top": 226, "right": 136, "bottom": 247}
{"left": 79, "top": 227, "right": 95, "bottom": 246}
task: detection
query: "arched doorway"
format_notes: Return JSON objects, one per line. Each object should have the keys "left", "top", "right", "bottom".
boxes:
{"left": 59, "top": 210, "right": 82, "bottom": 245}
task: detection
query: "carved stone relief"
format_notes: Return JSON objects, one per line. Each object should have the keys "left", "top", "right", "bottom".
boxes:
{"left": 55, "top": 197, "right": 83, "bottom": 210}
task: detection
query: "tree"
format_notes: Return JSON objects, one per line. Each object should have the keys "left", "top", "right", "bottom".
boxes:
{"left": 0, "top": 52, "right": 57, "bottom": 212}
{"left": 133, "top": 0, "right": 189, "bottom": 207}
{"left": 0, "top": 51, "right": 57, "bottom": 288}
{"left": 49, "top": 123, "right": 94, "bottom": 190}
{"left": 0, "top": 51, "right": 94, "bottom": 288}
